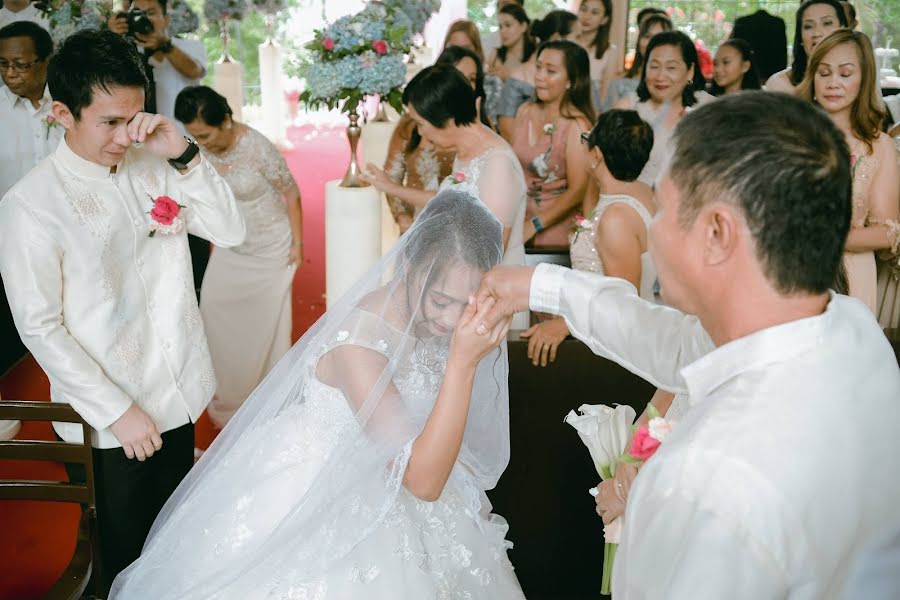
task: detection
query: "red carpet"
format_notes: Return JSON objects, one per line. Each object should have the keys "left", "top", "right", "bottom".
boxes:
{"left": 0, "top": 123, "right": 349, "bottom": 598}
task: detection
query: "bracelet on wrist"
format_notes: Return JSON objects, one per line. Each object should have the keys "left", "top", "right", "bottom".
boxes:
{"left": 531, "top": 215, "right": 545, "bottom": 233}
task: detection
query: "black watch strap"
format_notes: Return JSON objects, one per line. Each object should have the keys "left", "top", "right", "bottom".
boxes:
{"left": 168, "top": 137, "right": 200, "bottom": 170}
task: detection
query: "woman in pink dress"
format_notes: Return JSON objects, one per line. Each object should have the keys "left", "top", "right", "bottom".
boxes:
{"left": 798, "top": 30, "right": 899, "bottom": 314}
{"left": 512, "top": 40, "right": 594, "bottom": 248}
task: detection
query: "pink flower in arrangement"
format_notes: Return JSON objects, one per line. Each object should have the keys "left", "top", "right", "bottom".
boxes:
{"left": 454, "top": 172, "right": 466, "bottom": 183}
{"left": 372, "top": 39, "right": 388, "bottom": 55}
{"left": 322, "top": 37, "right": 335, "bottom": 51}
{"left": 629, "top": 425, "right": 662, "bottom": 461}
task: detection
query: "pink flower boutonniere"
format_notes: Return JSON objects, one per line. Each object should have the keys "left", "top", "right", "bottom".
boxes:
{"left": 444, "top": 171, "right": 466, "bottom": 186}
{"left": 623, "top": 407, "right": 674, "bottom": 465}
{"left": 570, "top": 213, "right": 593, "bottom": 244}
{"left": 44, "top": 114, "right": 60, "bottom": 140}
{"left": 147, "top": 195, "right": 186, "bottom": 237}
{"left": 322, "top": 37, "right": 335, "bottom": 51}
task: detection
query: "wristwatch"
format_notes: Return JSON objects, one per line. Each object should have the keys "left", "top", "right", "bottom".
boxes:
{"left": 168, "top": 137, "right": 200, "bottom": 171}
{"left": 531, "top": 215, "right": 545, "bottom": 233}
{"left": 156, "top": 39, "right": 173, "bottom": 54}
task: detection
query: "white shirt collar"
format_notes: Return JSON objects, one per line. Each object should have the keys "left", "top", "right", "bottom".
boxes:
{"left": 680, "top": 293, "right": 834, "bottom": 405}
{"left": 54, "top": 136, "right": 116, "bottom": 180}
{"left": 0, "top": 84, "right": 52, "bottom": 113}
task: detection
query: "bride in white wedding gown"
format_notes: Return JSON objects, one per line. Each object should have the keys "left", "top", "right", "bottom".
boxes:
{"left": 110, "top": 189, "right": 526, "bottom": 599}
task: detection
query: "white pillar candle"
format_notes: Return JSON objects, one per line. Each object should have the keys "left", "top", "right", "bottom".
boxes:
{"left": 325, "top": 180, "right": 383, "bottom": 307}
{"left": 214, "top": 56, "right": 244, "bottom": 122}
{"left": 258, "top": 37, "right": 289, "bottom": 147}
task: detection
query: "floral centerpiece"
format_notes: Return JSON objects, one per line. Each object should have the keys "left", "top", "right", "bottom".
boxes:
{"left": 35, "top": 0, "right": 109, "bottom": 46}
{"left": 296, "top": 1, "right": 440, "bottom": 187}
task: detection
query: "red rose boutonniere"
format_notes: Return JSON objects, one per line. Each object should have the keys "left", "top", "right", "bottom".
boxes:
{"left": 147, "top": 195, "right": 186, "bottom": 237}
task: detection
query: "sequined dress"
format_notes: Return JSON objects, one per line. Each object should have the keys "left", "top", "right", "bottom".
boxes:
{"left": 200, "top": 126, "right": 299, "bottom": 427}
{"left": 569, "top": 194, "right": 658, "bottom": 301}
{"left": 843, "top": 142, "right": 879, "bottom": 313}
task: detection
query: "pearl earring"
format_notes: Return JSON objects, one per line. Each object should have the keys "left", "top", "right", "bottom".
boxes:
{"left": 226, "top": 123, "right": 233, "bottom": 130}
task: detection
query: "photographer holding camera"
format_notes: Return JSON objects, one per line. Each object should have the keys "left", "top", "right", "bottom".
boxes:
{"left": 107, "top": 0, "right": 205, "bottom": 126}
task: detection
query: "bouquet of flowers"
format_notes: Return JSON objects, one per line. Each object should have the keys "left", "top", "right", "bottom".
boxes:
{"left": 297, "top": 1, "right": 440, "bottom": 115}
{"left": 203, "top": 0, "right": 248, "bottom": 24}
{"left": 169, "top": 0, "right": 200, "bottom": 36}
{"left": 35, "top": 0, "right": 109, "bottom": 46}
{"left": 565, "top": 403, "right": 675, "bottom": 594}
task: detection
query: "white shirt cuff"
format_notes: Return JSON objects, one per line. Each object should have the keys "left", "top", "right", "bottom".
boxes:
{"left": 529, "top": 263, "right": 567, "bottom": 315}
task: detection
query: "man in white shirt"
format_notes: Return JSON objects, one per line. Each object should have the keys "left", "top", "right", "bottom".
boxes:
{"left": 0, "top": 0, "right": 49, "bottom": 31}
{"left": 473, "top": 92, "right": 900, "bottom": 599}
{"left": 107, "top": 0, "right": 206, "bottom": 124}
{"left": 0, "top": 21, "right": 60, "bottom": 198}
{"left": 0, "top": 29, "right": 245, "bottom": 592}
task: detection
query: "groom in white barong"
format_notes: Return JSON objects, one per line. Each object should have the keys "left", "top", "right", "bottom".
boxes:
{"left": 0, "top": 29, "right": 245, "bottom": 591}
{"left": 474, "top": 92, "right": 900, "bottom": 598}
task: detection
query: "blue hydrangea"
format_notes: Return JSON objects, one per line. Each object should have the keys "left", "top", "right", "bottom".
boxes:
{"left": 304, "top": 61, "right": 341, "bottom": 99}
{"left": 357, "top": 53, "right": 406, "bottom": 95}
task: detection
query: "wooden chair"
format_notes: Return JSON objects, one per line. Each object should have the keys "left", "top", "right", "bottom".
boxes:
{"left": 0, "top": 401, "right": 102, "bottom": 600}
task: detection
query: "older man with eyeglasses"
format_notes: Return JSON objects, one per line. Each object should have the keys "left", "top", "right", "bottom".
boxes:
{"left": 0, "top": 20, "right": 58, "bottom": 198}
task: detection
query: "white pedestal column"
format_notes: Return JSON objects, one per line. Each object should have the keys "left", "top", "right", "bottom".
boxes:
{"left": 214, "top": 56, "right": 244, "bottom": 121}
{"left": 258, "top": 37, "right": 290, "bottom": 148}
{"left": 361, "top": 119, "right": 400, "bottom": 256}
{"left": 325, "top": 180, "right": 382, "bottom": 307}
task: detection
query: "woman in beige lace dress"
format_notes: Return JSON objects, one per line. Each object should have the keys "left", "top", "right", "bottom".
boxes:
{"left": 798, "top": 31, "right": 899, "bottom": 315}
{"left": 175, "top": 86, "right": 303, "bottom": 428}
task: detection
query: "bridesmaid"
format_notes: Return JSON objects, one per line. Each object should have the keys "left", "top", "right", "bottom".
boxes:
{"left": 798, "top": 30, "right": 899, "bottom": 314}
{"left": 512, "top": 40, "right": 594, "bottom": 248}
{"left": 175, "top": 86, "right": 303, "bottom": 428}
{"left": 521, "top": 109, "right": 656, "bottom": 366}
{"left": 489, "top": 4, "right": 538, "bottom": 141}
{"left": 573, "top": 0, "right": 617, "bottom": 109}
{"left": 765, "top": 0, "right": 846, "bottom": 93}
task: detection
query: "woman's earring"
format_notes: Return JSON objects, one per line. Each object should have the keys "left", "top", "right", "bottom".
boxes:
{"left": 590, "top": 160, "right": 598, "bottom": 169}
{"left": 226, "top": 123, "right": 233, "bottom": 130}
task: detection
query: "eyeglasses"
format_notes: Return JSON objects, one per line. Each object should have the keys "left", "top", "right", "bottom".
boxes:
{"left": 0, "top": 59, "right": 42, "bottom": 74}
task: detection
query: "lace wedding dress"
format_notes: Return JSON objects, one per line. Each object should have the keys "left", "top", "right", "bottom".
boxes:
{"left": 111, "top": 191, "right": 525, "bottom": 600}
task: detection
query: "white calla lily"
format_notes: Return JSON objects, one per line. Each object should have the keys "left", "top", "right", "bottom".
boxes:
{"left": 564, "top": 404, "right": 636, "bottom": 480}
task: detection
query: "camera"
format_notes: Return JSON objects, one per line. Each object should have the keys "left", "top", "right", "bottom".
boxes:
{"left": 116, "top": 9, "right": 155, "bottom": 37}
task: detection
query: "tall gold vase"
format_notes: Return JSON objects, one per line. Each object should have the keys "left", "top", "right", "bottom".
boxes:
{"left": 340, "top": 107, "right": 368, "bottom": 188}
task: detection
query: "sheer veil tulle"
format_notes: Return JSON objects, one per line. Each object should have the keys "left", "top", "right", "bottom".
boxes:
{"left": 110, "top": 189, "right": 512, "bottom": 598}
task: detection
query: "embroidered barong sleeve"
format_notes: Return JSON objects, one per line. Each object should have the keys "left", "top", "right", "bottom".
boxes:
{"left": 528, "top": 263, "right": 715, "bottom": 392}
{"left": 171, "top": 154, "right": 246, "bottom": 247}
{"left": 0, "top": 194, "right": 134, "bottom": 430}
